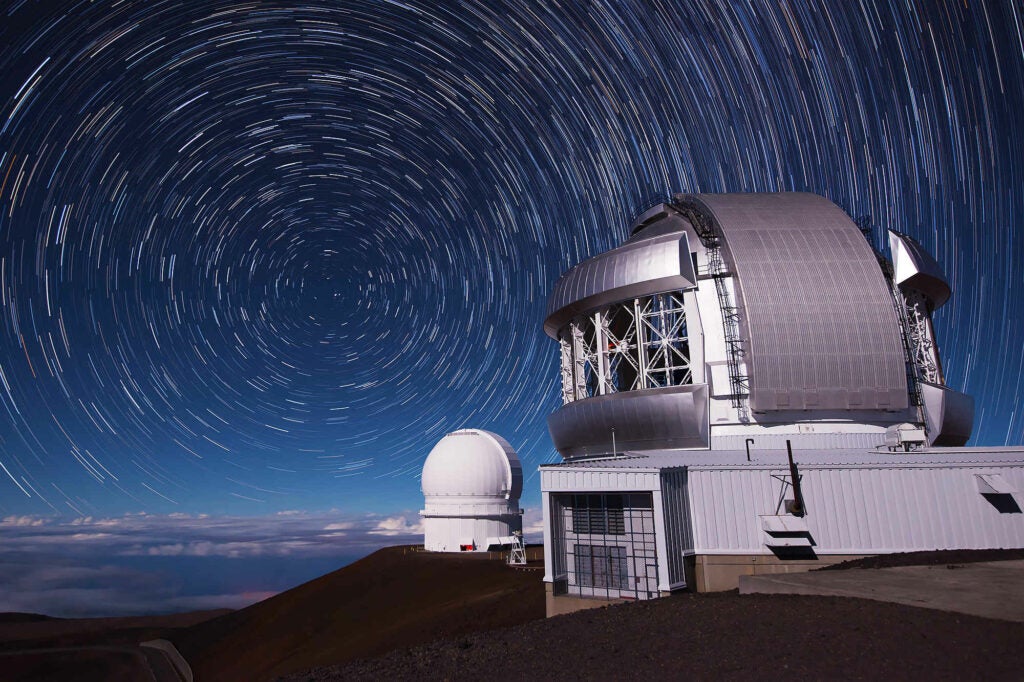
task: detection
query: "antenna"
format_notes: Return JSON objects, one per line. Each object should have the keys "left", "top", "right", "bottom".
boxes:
{"left": 786, "top": 440, "right": 805, "bottom": 517}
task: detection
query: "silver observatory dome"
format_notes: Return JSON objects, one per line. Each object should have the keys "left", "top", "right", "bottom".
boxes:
{"left": 544, "top": 192, "right": 973, "bottom": 459}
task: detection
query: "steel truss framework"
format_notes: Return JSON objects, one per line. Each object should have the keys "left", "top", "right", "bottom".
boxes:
{"left": 557, "top": 291, "right": 692, "bottom": 404}
{"left": 881, "top": 257, "right": 943, "bottom": 406}
{"left": 902, "top": 289, "right": 944, "bottom": 385}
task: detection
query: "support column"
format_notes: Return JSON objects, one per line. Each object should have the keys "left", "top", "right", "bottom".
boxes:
{"left": 634, "top": 297, "right": 648, "bottom": 389}
{"left": 594, "top": 309, "right": 611, "bottom": 395}
{"left": 541, "top": 490, "right": 554, "bottom": 584}
{"left": 651, "top": 486, "right": 672, "bottom": 592}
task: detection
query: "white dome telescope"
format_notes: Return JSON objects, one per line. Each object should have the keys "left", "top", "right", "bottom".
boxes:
{"left": 420, "top": 429, "right": 523, "bottom": 552}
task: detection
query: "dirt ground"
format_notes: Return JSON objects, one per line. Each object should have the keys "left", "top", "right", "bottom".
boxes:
{"left": 283, "top": 548, "right": 1024, "bottom": 682}
{"left": 0, "top": 547, "right": 547, "bottom": 682}
{"left": 1, "top": 647, "right": 153, "bottom": 682}
{"left": 286, "top": 588, "right": 1024, "bottom": 681}
{"left": 172, "top": 546, "right": 547, "bottom": 681}
{"left": 5, "top": 547, "right": 1023, "bottom": 681}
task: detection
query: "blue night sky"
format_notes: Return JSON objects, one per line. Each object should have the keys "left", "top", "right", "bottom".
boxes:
{"left": 0, "top": 0, "right": 1022, "bottom": 615}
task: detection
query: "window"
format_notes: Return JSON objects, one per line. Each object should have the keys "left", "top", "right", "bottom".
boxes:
{"left": 574, "top": 544, "right": 629, "bottom": 589}
{"left": 571, "top": 494, "right": 625, "bottom": 535}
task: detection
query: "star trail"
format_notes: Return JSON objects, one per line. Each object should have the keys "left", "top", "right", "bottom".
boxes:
{"left": 0, "top": 0, "right": 1022, "bottom": 517}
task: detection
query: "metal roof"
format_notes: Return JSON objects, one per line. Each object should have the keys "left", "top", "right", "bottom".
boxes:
{"left": 684, "top": 462, "right": 1024, "bottom": 555}
{"left": 539, "top": 446, "right": 1024, "bottom": 472}
{"left": 680, "top": 192, "right": 908, "bottom": 412}
{"left": 544, "top": 230, "right": 697, "bottom": 338}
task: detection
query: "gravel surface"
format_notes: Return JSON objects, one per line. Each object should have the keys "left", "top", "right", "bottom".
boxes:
{"left": 819, "top": 548, "right": 1024, "bottom": 570}
{"left": 7, "top": 548, "right": 1022, "bottom": 681}
{"left": 286, "top": 550, "right": 1024, "bottom": 682}
{"left": 284, "top": 590, "right": 1024, "bottom": 681}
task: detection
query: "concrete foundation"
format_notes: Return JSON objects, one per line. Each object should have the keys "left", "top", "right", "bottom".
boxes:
{"left": 545, "top": 583, "right": 631, "bottom": 617}
{"left": 739, "top": 560, "right": 1024, "bottom": 623}
{"left": 545, "top": 553, "right": 870, "bottom": 616}
{"left": 693, "top": 553, "right": 867, "bottom": 592}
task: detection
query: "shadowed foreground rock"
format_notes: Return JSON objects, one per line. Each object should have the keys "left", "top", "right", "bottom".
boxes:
{"left": 287, "top": 590, "right": 1024, "bottom": 681}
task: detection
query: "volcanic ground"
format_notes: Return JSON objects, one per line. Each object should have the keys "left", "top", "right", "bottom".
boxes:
{"left": 3, "top": 547, "right": 1024, "bottom": 681}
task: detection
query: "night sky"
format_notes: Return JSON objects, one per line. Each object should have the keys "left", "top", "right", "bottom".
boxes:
{"left": 1, "top": 0, "right": 1022, "bottom": 525}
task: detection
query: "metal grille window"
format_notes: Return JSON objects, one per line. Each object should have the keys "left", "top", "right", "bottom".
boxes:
{"left": 571, "top": 494, "right": 625, "bottom": 535}
{"left": 553, "top": 492, "right": 659, "bottom": 600}
{"left": 557, "top": 291, "right": 691, "bottom": 403}
{"left": 574, "top": 545, "right": 629, "bottom": 589}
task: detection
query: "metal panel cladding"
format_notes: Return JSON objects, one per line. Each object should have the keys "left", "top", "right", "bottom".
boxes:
{"left": 547, "top": 385, "right": 710, "bottom": 459}
{"left": 888, "top": 230, "right": 951, "bottom": 308}
{"left": 682, "top": 193, "right": 908, "bottom": 412}
{"left": 544, "top": 232, "right": 697, "bottom": 338}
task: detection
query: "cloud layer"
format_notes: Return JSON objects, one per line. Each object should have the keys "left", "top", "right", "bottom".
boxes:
{"left": 0, "top": 510, "right": 421, "bottom": 616}
{"left": 0, "top": 509, "right": 540, "bottom": 617}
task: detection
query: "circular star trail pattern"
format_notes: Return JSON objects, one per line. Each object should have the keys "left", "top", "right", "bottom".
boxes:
{"left": 0, "top": 1, "right": 1022, "bottom": 515}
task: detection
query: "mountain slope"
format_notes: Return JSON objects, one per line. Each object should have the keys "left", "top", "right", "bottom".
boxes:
{"left": 172, "top": 546, "right": 544, "bottom": 681}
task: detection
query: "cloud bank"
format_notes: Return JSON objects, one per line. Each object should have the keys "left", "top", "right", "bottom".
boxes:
{"left": 0, "top": 509, "right": 540, "bottom": 617}
{"left": 0, "top": 510, "right": 422, "bottom": 617}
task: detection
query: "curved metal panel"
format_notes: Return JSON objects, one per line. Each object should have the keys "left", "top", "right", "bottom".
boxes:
{"left": 920, "top": 381, "right": 974, "bottom": 446}
{"left": 485, "top": 429, "right": 524, "bottom": 501}
{"left": 681, "top": 192, "right": 908, "bottom": 412}
{"left": 544, "top": 232, "right": 697, "bottom": 338}
{"left": 547, "top": 384, "right": 709, "bottom": 459}
{"left": 888, "top": 230, "right": 951, "bottom": 308}
{"left": 422, "top": 429, "right": 522, "bottom": 501}
{"left": 627, "top": 203, "right": 696, "bottom": 242}
{"left": 629, "top": 203, "right": 671, "bottom": 235}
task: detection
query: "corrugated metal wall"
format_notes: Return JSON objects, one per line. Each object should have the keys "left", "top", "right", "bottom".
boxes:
{"left": 541, "top": 468, "right": 660, "bottom": 493}
{"left": 659, "top": 469, "right": 692, "bottom": 585}
{"left": 687, "top": 464, "right": 1024, "bottom": 554}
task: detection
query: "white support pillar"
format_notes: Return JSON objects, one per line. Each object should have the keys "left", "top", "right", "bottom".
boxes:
{"left": 559, "top": 335, "right": 574, "bottom": 404}
{"left": 650, "top": 486, "right": 673, "bottom": 592}
{"left": 905, "top": 290, "right": 943, "bottom": 384}
{"left": 541, "top": 490, "right": 554, "bottom": 584}
{"left": 634, "top": 297, "right": 648, "bottom": 390}
{"left": 594, "top": 309, "right": 611, "bottom": 395}
{"left": 570, "top": 321, "right": 587, "bottom": 400}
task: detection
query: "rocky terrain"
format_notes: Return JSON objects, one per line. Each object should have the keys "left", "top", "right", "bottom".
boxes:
{"left": 287, "top": 586, "right": 1024, "bottom": 681}
{"left": 4, "top": 547, "right": 1024, "bottom": 681}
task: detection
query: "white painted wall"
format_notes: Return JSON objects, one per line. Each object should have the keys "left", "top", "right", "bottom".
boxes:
{"left": 422, "top": 509, "right": 522, "bottom": 552}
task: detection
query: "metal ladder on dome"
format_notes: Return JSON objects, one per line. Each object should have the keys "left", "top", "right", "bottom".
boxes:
{"left": 670, "top": 201, "right": 750, "bottom": 422}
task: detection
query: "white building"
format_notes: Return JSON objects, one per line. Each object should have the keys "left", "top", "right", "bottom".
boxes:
{"left": 421, "top": 429, "right": 523, "bottom": 552}
{"left": 539, "top": 192, "right": 1024, "bottom": 615}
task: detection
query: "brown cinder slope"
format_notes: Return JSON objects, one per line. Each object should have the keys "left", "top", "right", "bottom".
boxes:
{"left": 172, "top": 546, "right": 544, "bottom": 681}
{"left": 293, "top": 592, "right": 1024, "bottom": 681}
